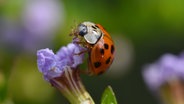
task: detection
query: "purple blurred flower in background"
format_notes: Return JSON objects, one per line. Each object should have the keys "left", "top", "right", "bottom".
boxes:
{"left": 37, "top": 43, "right": 94, "bottom": 104}
{"left": 142, "top": 52, "right": 184, "bottom": 91}
{"left": 0, "top": 0, "right": 65, "bottom": 53}
{"left": 22, "top": 0, "right": 64, "bottom": 35}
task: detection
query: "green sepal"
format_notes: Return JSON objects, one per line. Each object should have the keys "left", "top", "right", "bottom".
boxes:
{"left": 101, "top": 86, "right": 118, "bottom": 104}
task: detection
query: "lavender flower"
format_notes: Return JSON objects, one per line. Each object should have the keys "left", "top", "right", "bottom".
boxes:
{"left": 142, "top": 52, "right": 184, "bottom": 104}
{"left": 37, "top": 43, "right": 85, "bottom": 81}
{"left": 142, "top": 53, "right": 184, "bottom": 91}
{"left": 0, "top": 0, "right": 65, "bottom": 53}
{"left": 37, "top": 43, "right": 94, "bottom": 104}
{"left": 22, "top": 0, "right": 64, "bottom": 35}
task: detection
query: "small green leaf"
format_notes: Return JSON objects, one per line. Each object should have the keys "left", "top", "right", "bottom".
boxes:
{"left": 101, "top": 86, "right": 118, "bottom": 104}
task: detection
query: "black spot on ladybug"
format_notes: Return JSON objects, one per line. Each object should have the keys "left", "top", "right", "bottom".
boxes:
{"left": 92, "top": 25, "right": 97, "bottom": 29}
{"left": 95, "top": 25, "right": 99, "bottom": 28}
{"left": 94, "top": 62, "right": 101, "bottom": 68}
{"left": 111, "top": 45, "right": 114, "bottom": 54}
{"left": 93, "top": 29, "right": 97, "bottom": 32}
{"left": 106, "top": 57, "right": 111, "bottom": 64}
{"left": 100, "top": 48, "right": 104, "bottom": 55}
{"left": 104, "top": 43, "right": 109, "bottom": 50}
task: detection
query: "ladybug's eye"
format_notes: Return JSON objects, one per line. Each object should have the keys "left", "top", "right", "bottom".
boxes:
{"left": 78, "top": 24, "right": 87, "bottom": 36}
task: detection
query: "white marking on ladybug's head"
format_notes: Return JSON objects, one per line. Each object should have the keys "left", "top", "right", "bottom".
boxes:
{"left": 78, "top": 21, "right": 103, "bottom": 44}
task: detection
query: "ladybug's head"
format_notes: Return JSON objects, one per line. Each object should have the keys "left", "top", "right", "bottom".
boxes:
{"left": 78, "top": 24, "right": 87, "bottom": 37}
{"left": 77, "top": 22, "right": 103, "bottom": 45}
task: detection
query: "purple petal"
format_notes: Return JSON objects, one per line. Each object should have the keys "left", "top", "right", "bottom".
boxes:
{"left": 56, "top": 43, "right": 85, "bottom": 68}
{"left": 37, "top": 48, "right": 63, "bottom": 81}
{"left": 142, "top": 52, "right": 184, "bottom": 91}
{"left": 72, "top": 44, "right": 85, "bottom": 68}
{"left": 37, "top": 48, "right": 56, "bottom": 73}
{"left": 142, "top": 64, "right": 163, "bottom": 91}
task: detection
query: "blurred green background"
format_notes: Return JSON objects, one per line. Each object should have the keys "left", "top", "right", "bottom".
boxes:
{"left": 0, "top": 0, "right": 184, "bottom": 104}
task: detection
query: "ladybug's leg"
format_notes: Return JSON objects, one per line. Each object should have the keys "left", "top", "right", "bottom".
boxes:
{"left": 74, "top": 49, "right": 88, "bottom": 55}
{"left": 69, "top": 26, "right": 78, "bottom": 36}
{"left": 73, "top": 41, "right": 92, "bottom": 49}
{"left": 73, "top": 41, "right": 85, "bottom": 45}
{"left": 86, "top": 57, "right": 94, "bottom": 76}
{"left": 78, "top": 66, "right": 93, "bottom": 75}
{"left": 79, "top": 68, "right": 91, "bottom": 75}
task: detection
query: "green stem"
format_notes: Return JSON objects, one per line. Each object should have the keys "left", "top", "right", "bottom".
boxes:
{"left": 161, "top": 79, "right": 184, "bottom": 104}
{"left": 50, "top": 66, "right": 95, "bottom": 104}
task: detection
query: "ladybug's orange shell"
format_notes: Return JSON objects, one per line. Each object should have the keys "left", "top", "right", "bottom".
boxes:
{"left": 88, "top": 24, "right": 115, "bottom": 75}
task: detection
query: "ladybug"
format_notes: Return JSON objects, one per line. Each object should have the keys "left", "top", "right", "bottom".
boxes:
{"left": 73, "top": 21, "right": 115, "bottom": 75}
